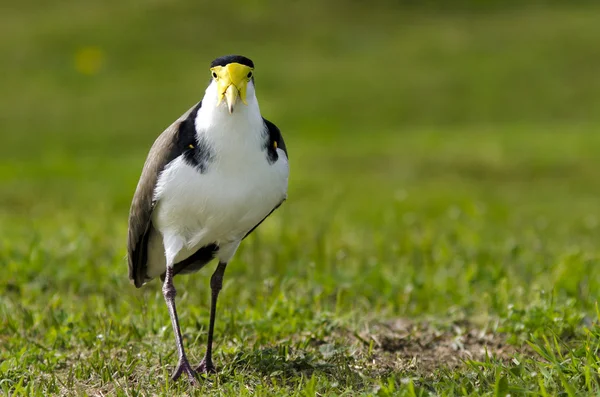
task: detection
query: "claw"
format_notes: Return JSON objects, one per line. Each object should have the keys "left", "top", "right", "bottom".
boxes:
{"left": 171, "top": 359, "right": 199, "bottom": 385}
{"left": 195, "top": 358, "right": 217, "bottom": 375}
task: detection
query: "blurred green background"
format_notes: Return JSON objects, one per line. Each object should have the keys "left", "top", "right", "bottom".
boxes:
{"left": 2, "top": 0, "right": 600, "bottom": 395}
{"left": 3, "top": 0, "right": 600, "bottom": 226}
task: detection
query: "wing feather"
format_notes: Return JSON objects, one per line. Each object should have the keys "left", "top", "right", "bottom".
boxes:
{"left": 127, "top": 104, "right": 198, "bottom": 287}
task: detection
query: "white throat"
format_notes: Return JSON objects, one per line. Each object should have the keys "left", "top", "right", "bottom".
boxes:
{"left": 193, "top": 79, "right": 267, "bottom": 169}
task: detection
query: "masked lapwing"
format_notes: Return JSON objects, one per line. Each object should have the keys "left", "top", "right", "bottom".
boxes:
{"left": 127, "top": 55, "right": 289, "bottom": 383}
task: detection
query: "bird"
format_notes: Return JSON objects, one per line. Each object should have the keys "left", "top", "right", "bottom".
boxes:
{"left": 127, "top": 55, "right": 289, "bottom": 384}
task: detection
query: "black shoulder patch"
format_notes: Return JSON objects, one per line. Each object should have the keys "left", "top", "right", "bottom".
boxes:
{"left": 177, "top": 101, "right": 214, "bottom": 173}
{"left": 263, "top": 118, "right": 287, "bottom": 164}
{"left": 210, "top": 55, "right": 254, "bottom": 68}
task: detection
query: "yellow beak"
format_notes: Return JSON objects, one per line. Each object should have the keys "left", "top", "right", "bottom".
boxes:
{"left": 211, "top": 63, "right": 252, "bottom": 114}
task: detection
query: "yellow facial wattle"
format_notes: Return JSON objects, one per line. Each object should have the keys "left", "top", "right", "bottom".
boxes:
{"left": 210, "top": 63, "right": 253, "bottom": 113}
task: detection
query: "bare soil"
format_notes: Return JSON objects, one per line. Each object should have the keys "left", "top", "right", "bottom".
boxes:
{"left": 353, "top": 318, "right": 523, "bottom": 375}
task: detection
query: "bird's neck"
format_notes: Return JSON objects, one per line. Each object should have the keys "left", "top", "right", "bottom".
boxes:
{"left": 194, "top": 97, "right": 265, "bottom": 159}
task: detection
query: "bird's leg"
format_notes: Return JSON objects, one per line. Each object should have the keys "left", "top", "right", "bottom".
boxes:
{"left": 162, "top": 266, "right": 198, "bottom": 385}
{"left": 196, "top": 261, "right": 228, "bottom": 374}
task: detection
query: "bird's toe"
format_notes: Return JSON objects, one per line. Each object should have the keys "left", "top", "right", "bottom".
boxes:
{"left": 171, "top": 359, "right": 199, "bottom": 385}
{"left": 195, "top": 358, "right": 217, "bottom": 375}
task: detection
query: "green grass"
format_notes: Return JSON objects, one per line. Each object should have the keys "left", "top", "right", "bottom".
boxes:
{"left": 2, "top": 1, "right": 600, "bottom": 395}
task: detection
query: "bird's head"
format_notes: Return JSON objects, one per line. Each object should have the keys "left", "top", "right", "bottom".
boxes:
{"left": 209, "top": 55, "right": 255, "bottom": 114}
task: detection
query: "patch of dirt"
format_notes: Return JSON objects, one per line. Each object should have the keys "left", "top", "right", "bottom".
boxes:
{"left": 351, "top": 318, "right": 523, "bottom": 375}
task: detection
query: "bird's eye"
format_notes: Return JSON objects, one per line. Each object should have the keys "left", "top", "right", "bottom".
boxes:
{"left": 212, "top": 72, "right": 218, "bottom": 79}
{"left": 247, "top": 71, "right": 253, "bottom": 79}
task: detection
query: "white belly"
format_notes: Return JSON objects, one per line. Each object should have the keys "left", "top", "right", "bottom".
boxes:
{"left": 145, "top": 148, "right": 288, "bottom": 278}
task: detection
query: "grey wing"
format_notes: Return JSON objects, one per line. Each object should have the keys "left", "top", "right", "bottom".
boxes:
{"left": 127, "top": 105, "right": 196, "bottom": 287}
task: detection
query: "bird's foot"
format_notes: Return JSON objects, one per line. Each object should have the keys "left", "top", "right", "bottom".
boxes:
{"left": 171, "top": 359, "right": 199, "bottom": 385}
{"left": 195, "top": 357, "right": 217, "bottom": 374}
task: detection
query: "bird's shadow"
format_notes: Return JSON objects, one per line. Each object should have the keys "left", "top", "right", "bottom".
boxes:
{"left": 218, "top": 345, "right": 362, "bottom": 385}
{"left": 227, "top": 346, "right": 329, "bottom": 376}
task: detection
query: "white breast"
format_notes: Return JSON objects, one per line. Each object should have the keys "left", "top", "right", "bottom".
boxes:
{"left": 145, "top": 94, "right": 288, "bottom": 279}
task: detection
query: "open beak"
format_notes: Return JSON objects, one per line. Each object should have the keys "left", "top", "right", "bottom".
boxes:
{"left": 213, "top": 63, "right": 251, "bottom": 114}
